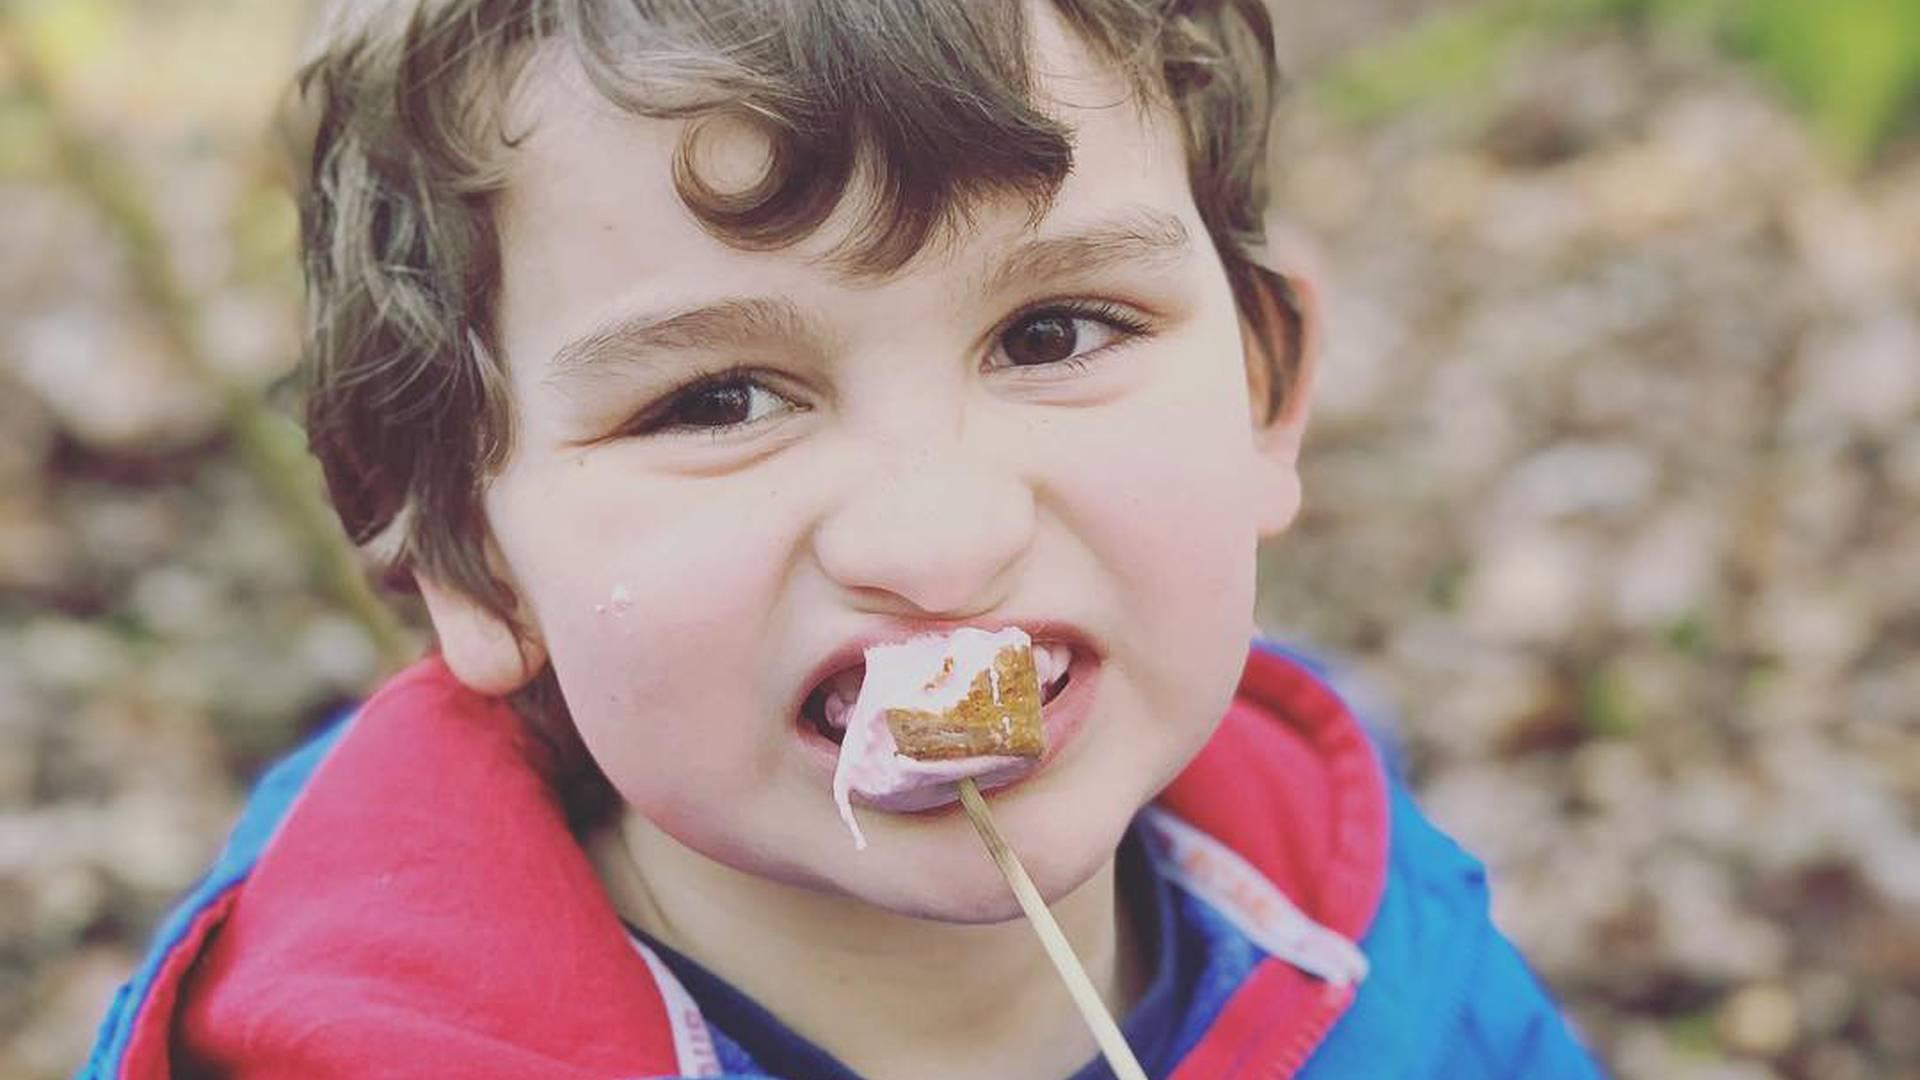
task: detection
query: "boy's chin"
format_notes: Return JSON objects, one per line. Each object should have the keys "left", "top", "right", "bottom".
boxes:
{"left": 824, "top": 809, "right": 1127, "bottom": 926}
{"left": 867, "top": 878, "right": 1031, "bottom": 925}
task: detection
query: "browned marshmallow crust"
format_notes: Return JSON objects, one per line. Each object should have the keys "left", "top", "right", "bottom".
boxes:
{"left": 885, "top": 645, "right": 1045, "bottom": 760}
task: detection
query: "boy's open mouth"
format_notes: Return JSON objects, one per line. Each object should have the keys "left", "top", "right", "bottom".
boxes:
{"left": 801, "top": 641, "right": 1075, "bottom": 746}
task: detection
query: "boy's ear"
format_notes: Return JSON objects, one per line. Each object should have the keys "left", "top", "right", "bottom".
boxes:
{"left": 1240, "top": 245, "right": 1322, "bottom": 540}
{"left": 416, "top": 572, "right": 548, "bottom": 697}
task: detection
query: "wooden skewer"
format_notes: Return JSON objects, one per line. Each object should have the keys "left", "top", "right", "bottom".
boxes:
{"left": 957, "top": 778, "right": 1148, "bottom": 1080}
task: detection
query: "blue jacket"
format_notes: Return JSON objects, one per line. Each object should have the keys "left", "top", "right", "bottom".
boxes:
{"left": 83, "top": 642, "right": 1604, "bottom": 1077}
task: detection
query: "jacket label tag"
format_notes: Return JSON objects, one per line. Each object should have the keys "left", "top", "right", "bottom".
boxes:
{"left": 629, "top": 937, "right": 725, "bottom": 1077}
{"left": 1139, "top": 808, "right": 1371, "bottom": 988}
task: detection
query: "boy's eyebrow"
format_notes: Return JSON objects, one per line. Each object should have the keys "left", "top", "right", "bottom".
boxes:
{"left": 979, "top": 208, "right": 1192, "bottom": 296}
{"left": 545, "top": 209, "right": 1192, "bottom": 381}
{"left": 546, "top": 297, "right": 816, "bottom": 381}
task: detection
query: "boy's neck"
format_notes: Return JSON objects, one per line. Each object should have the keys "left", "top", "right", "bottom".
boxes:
{"left": 586, "top": 811, "right": 1150, "bottom": 1080}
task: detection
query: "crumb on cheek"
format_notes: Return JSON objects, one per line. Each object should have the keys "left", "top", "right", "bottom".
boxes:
{"left": 593, "top": 582, "right": 634, "bottom": 616}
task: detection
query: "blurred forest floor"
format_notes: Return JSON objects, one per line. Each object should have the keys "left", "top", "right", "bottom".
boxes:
{"left": 3, "top": 2, "right": 1917, "bottom": 1078}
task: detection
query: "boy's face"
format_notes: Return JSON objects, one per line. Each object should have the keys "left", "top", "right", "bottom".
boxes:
{"left": 450, "top": 13, "right": 1311, "bottom": 919}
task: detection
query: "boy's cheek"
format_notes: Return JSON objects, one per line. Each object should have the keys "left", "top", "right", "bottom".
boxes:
{"left": 1070, "top": 385, "right": 1265, "bottom": 569}
{"left": 1068, "top": 399, "right": 1264, "bottom": 700}
{"left": 488, "top": 482, "right": 794, "bottom": 717}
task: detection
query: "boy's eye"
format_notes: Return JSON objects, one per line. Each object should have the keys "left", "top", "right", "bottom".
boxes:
{"left": 632, "top": 373, "right": 797, "bottom": 436}
{"left": 995, "top": 303, "right": 1150, "bottom": 370}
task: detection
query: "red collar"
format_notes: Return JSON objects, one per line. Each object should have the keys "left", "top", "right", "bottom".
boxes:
{"left": 1159, "top": 647, "right": 1391, "bottom": 1078}
{"left": 167, "top": 647, "right": 1387, "bottom": 1077}
{"left": 1162, "top": 647, "right": 1389, "bottom": 944}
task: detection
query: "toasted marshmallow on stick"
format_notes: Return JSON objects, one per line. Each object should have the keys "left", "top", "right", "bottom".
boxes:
{"left": 831, "top": 627, "right": 1046, "bottom": 848}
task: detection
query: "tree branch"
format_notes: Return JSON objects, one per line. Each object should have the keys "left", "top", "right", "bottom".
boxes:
{"left": 4, "top": 27, "right": 418, "bottom": 674}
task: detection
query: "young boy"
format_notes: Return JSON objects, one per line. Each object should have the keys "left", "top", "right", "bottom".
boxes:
{"left": 86, "top": 1, "right": 1603, "bottom": 1076}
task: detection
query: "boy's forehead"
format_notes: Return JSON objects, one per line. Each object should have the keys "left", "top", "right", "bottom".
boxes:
{"left": 493, "top": 7, "right": 1198, "bottom": 365}
{"left": 505, "top": 0, "right": 1178, "bottom": 238}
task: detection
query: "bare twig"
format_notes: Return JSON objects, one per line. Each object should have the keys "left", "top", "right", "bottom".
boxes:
{"left": 3, "top": 27, "right": 416, "bottom": 673}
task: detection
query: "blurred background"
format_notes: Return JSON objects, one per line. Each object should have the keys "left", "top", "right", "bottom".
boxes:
{"left": 2, "top": 0, "right": 1915, "bottom": 1077}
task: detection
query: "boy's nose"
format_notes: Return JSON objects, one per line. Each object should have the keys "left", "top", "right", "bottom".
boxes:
{"left": 812, "top": 446, "right": 1036, "bottom": 619}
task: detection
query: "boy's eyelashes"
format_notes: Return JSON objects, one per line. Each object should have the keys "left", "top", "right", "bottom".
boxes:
{"left": 995, "top": 300, "right": 1152, "bottom": 370}
{"left": 600, "top": 299, "right": 1158, "bottom": 442}
{"left": 622, "top": 367, "right": 803, "bottom": 439}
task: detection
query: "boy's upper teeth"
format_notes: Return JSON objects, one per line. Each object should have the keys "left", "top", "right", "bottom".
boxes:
{"left": 1034, "top": 642, "right": 1071, "bottom": 688}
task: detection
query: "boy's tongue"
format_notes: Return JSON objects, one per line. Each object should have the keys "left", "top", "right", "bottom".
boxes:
{"left": 817, "top": 666, "right": 865, "bottom": 733}
{"left": 829, "top": 627, "right": 1045, "bottom": 849}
